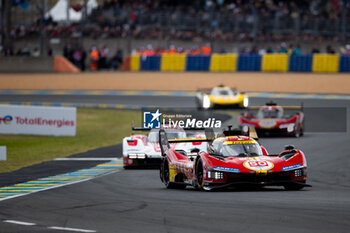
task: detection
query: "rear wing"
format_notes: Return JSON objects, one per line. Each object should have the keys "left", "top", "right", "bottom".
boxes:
{"left": 223, "top": 125, "right": 258, "bottom": 140}
{"left": 132, "top": 126, "right": 208, "bottom": 131}
{"left": 158, "top": 128, "right": 214, "bottom": 156}
{"left": 158, "top": 126, "right": 258, "bottom": 156}
{"left": 168, "top": 138, "right": 213, "bottom": 143}
{"left": 131, "top": 119, "right": 210, "bottom": 135}
{"left": 222, "top": 125, "right": 242, "bottom": 136}
{"left": 197, "top": 86, "right": 239, "bottom": 94}
{"left": 247, "top": 103, "right": 303, "bottom": 111}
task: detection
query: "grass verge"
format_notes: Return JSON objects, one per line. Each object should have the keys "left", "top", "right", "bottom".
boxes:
{"left": 0, "top": 108, "right": 140, "bottom": 173}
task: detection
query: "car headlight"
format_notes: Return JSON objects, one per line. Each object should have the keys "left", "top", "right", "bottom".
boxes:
{"left": 203, "top": 95, "right": 211, "bottom": 109}
{"left": 243, "top": 96, "right": 249, "bottom": 108}
{"left": 295, "top": 167, "right": 307, "bottom": 177}
{"left": 207, "top": 171, "right": 223, "bottom": 180}
{"left": 279, "top": 123, "right": 295, "bottom": 132}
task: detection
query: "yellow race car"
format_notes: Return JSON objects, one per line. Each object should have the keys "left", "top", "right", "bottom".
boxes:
{"left": 196, "top": 85, "right": 248, "bottom": 109}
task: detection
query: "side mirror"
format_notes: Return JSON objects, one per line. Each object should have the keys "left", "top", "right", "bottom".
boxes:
{"left": 284, "top": 145, "right": 295, "bottom": 150}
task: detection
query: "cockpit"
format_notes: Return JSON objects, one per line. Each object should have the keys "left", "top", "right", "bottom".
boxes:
{"left": 148, "top": 129, "right": 186, "bottom": 143}
{"left": 211, "top": 87, "right": 234, "bottom": 96}
{"left": 209, "top": 138, "right": 263, "bottom": 157}
{"left": 257, "top": 106, "right": 283, "bottom": 118}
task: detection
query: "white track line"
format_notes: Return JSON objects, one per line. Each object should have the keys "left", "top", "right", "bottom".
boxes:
{"left": 3, "top": 220, "right": 36, "bottom": 226}
{"left": 0, "top": 170, "right": 120, "bottom": 202}
{"left": 48, "top": 226, "right": 96, "bottom": 232}
{"left": 54, "top": 158, "right": 121, "bottom": 161}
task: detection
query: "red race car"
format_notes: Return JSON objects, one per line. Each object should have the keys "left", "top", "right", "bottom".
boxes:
{"left": 159, "top": 127, "right": 310, "bottom": 191}
{"left": 239, "top": 102, "right": 304, "bottom": 137}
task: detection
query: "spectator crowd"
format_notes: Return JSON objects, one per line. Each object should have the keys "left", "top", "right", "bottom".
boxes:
{"left": 2, "top": 0, "right": 350, "bottom": 66}
{"left": 4, "top": 0, "right": 350, "bottom": 45}
{"left": 133, "top": 42, "right": 350, "bottom": 56}
{"left": 62, "top": 43, "right": 123, "bottom": 71}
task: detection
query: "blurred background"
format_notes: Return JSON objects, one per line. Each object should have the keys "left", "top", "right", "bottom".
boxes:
{"left": 0, "top": 0, "right": 349, "bottom": 71}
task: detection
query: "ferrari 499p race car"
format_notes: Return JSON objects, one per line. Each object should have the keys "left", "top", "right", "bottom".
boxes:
{"left": 159, "top": 127, "right": 310, "bottom": 191}
{"left": 239, "top": 102, "right": 304, "bottom": 137}
{"left": 122, "top": 127, "right": 207, "bottom": 168}
{"left": 196, "top": 85, "right": 248, "bottom": 109}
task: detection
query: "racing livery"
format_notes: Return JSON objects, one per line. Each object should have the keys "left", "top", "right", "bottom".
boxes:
{"left": 239, "top": 102, "right": 304, "bottom": 137}
{"left": 123, "top": 127, "right": 207, "bottom": 168}
{"left": 159, "top": 127, "right": 310, "bottom": 191}
{"left": 196, "top": 85, "right": 248, "bottom": 109}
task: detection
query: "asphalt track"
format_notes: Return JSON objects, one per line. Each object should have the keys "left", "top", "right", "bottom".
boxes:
{"left": 0, "top": 95, "right": 350, "bottom": 233}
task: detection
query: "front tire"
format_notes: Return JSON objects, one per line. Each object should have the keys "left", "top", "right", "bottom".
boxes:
{"left": 195, "top": 158, "right": 205, "bottom": 190}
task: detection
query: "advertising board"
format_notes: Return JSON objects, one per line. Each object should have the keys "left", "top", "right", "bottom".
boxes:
{"left": 0, "top": 105, "right": 76, "bottom": 136}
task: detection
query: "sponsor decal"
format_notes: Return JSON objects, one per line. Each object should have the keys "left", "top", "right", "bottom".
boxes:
{"left": 214, "top": 166, "right": 240, "bottom": 173}
{"left": 15, "top": 116, "right": 74, "bottom": 128}
{"left": 259, "top": 119, "right": 277, "bottom": 129}
{"left": 143, "top": 109, "right": 162, "bottom": 129}
{"left": 223, "top": 140, "right": 256, "bottom": 145}
{"left": 0, "top": 105, "right": 76, "bottom": 136}
{"left": 1, "top": 115, "right": 73, "bottom": 128}
{"left": 282, "top": 163, "right": 302, "bottom": 171}
{"left": 243, "top": 160, "right": 274, "bottom": 171}
{"left": 0, "top": 115, "right": 13, "bottom": 125}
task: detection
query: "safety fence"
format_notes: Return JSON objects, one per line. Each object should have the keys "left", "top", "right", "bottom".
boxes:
{"left": 125, "top": 54, "right": 350, "bottom": 72}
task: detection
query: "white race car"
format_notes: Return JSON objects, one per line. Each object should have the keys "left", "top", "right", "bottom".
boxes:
{"left": 123, "top": 127, "right": 208, "bottom": 168}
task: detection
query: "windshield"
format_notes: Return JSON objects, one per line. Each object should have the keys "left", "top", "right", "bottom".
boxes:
{"left": 148, "top": 129, "right": 186, "bottom": 143}
{"left": 257, "top": 107, "right": 283, "bottom": 118}
{"left": 210, "top": 140, "right": 263, "bottom": 157}
{"left": 211, "top": 88, "right": 233, "bottom": 96}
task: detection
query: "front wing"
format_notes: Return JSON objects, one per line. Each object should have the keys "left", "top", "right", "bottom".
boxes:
{"left": 202, "top": 169, "right": 310, "bottom": 190}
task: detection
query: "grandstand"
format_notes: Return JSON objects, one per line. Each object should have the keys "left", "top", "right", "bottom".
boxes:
{"left": 0, "top": 0, "right": 349, "bottom": 72}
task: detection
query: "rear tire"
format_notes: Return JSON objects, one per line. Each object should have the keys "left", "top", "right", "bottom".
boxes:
{"left": 161, "top": 159, "right": 186, "bottom": 189}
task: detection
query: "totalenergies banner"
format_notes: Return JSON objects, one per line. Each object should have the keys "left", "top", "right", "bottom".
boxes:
{"left": 0, "top": 105, "right": 76, "bottom": 136}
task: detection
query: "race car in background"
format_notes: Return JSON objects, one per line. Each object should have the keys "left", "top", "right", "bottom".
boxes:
{"left": 239, "top": 102, "right": 304, "bottom": 137}
{"left": 122, "top": 127, "right": 207, "bottom": 168}
{"left": 159, "top": 126, "right": 310, "bottom": 191}
{"left": 195, "top": 85, "right": 248, "bottom": 109}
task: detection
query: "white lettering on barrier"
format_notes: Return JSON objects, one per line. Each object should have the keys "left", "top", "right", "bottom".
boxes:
{"left": 0, "top": 105, "right": 76, "bottom": 136}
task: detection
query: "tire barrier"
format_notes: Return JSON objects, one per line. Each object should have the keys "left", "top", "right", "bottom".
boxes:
{"left": 160, "top": 54, "right": 186, "bottom": 71}
{"left": 339, "top": 55, "right": 350, "bottom": 72}
{"left": 210, "top": 53, "right": 237, "bottom": 72}
{"left": 186, "top": 55, "right": 210, "bottom": 71}
{"left": 237, "top": 54, "right": 261, "bottom": 71}
{"left": 262, "top": 54, "right": 288, "bottom": 72}
{"left": 289, "top": 55, "right": 313, "bottom": 72}
{"left": 140, "top": 55, "right": 161, "bottom": 71}
{"left": 125, "top": 54, "right": 350, "bottom": 72}
{"left": 312, "top": 54, "right": 339, "bottom": 73}
{"left": 130, "top": 54, "right": 140, "bottom": 71}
